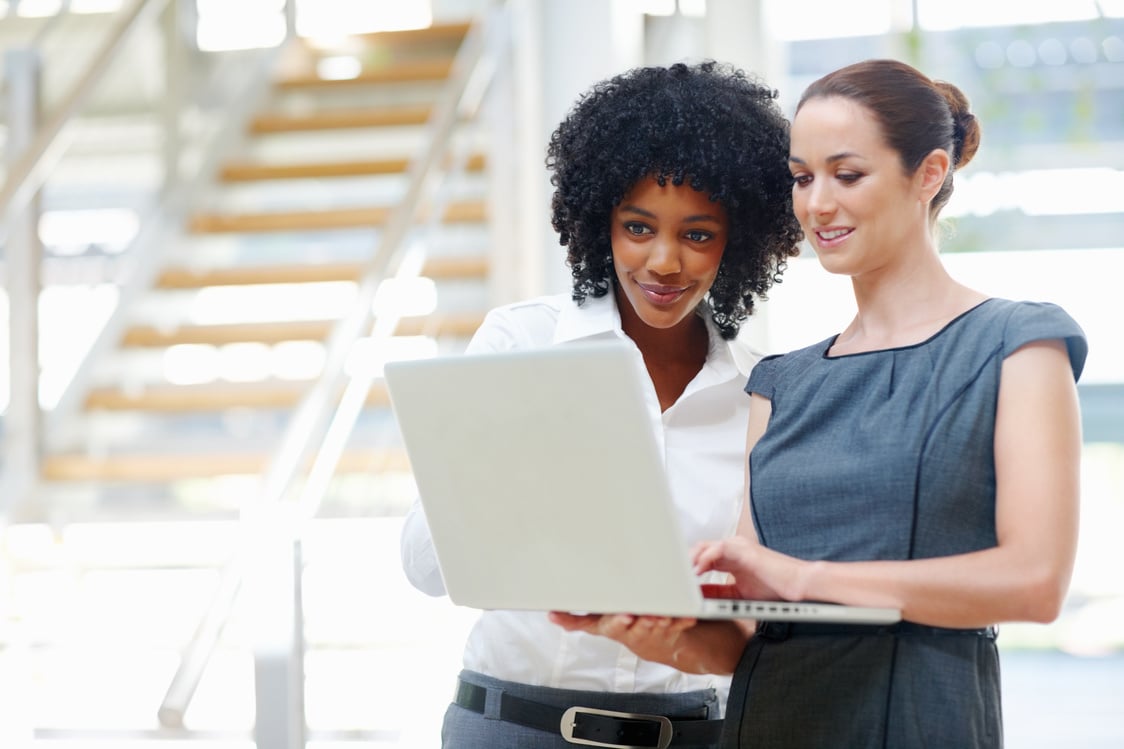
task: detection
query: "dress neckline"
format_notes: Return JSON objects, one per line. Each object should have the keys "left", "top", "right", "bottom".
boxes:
{"left": 822, "top": 298, "right": 994, "bottom": 360}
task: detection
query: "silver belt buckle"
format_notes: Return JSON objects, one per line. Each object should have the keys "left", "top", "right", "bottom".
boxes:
{"left": 560, "top": 706, "right": 673, "bottom": 749}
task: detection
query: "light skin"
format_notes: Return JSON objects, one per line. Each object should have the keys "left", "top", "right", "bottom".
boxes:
{"left": 554, "top": 95, "right": 1083, "bottom": 673}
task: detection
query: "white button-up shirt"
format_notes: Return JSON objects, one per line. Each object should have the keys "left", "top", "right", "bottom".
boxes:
{"left": 399, "top": 292, "right": 757, "bottom": 697}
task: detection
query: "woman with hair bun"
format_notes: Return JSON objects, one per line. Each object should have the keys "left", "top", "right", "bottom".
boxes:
{"left": 554, "top": 58, "right": 1087, "bottom": 747}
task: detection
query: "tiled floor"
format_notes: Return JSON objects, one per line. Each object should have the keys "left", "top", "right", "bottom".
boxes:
{"left": 1, "top": 518, "right": 1121, "bottom": 747}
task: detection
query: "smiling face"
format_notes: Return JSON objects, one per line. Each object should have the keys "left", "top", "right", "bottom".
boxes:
{"left": 609, "top": 176, "right": 729, "bottom": 337}
{"left": 788, "top": 96, "right": 934, "bottom": 278}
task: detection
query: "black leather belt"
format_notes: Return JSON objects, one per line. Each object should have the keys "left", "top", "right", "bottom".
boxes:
{"left": 453, "top": 678, "right": 723, "bottom": 748}
{"left": 756, "top": 620, "right": 998, "bottom": 642}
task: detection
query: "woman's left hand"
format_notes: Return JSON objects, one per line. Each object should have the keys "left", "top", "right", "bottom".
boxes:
{"left": 548, "top": 612, "right": 697, "bottom": 666}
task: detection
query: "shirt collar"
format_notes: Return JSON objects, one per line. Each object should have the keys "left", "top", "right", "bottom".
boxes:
{"left": 552, "top": 292, "right": 747, "bottom": 380}
{"left": 552, "top": 293, "right": 625, "bottom": 344}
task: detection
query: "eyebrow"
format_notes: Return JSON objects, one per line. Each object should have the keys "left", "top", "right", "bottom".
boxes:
{"left": 617, "top": 204, "right": 723, "bottom": 223}
{"left": 789, "top": 152, "right": 861, "bottom": 165}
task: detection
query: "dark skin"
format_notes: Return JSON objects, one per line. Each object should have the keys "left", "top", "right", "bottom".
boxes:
{"left": 554, "top": 176, "right": 758, "bottom": 659}
{"left": 606, "top": 176, "right": 726, "bottom": 411}
{"left": 549, "top": 608, "right": 752, "bottom": 674}
{"left": 618, "top": 293, "right": 709, "bottom": 412}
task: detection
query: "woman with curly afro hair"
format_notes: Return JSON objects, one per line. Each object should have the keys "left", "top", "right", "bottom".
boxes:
{"left": 550, "top": 60, "right": 802, "bottom": 341}
{"left": 400, "top": 60, "right": 802, "bottom": 748}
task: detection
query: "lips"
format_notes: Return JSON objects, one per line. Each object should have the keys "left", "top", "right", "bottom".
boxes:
{"left": 815, "top": 227, "right": 853, "bottom": 247}
{"left": 637, "top": 281, "right": 690, "bottom": 306}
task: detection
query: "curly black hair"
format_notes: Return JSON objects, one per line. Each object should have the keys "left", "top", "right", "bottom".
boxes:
{"left": 546, "top": 60, "right": 803, "bottom": 339}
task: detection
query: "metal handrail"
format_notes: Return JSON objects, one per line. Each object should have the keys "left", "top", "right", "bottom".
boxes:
{"left": 28, "top": 0, "right": 74, "bottom": 48}
{"left": 0, "top": 0, "right": 171, "bottom": 244}
{"left": 293, "top": 38, "right": 501, "bottom": 526}
{"left": 44, "top": 41, "right": 291, "bottom": 446}
{"left": 157, "top": 1, "right": 511, "bottom": 727}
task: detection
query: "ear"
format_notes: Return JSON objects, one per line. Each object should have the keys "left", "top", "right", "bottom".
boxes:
{"left": 916, "top": 149, "right": 951, "bottom": 203}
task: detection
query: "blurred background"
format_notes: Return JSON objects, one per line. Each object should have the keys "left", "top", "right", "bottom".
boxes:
{"left": 0, "top": 0, "right": 1121, "bottom": 747}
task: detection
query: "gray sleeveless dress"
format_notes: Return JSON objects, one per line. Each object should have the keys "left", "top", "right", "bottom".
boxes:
{"left": 722, "top": 299, "right": 1087, "bottom": 749}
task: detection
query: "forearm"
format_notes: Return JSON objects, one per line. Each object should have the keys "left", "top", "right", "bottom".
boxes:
{"left": 670, "top": 620, "right": 754, "bottom": 675}
{"left": 799, "top": 544, "right": 1076, "bottom": 628}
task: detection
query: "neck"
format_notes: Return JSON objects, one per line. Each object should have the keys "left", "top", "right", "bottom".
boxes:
{"left": 616, "top": 290, "right": 709, "bottom": 366}
{"left": 839, "top": 245, "right": 983, "bottom": 351}
{"left": 615, "top": 288, "right": 711, "bottom": 411}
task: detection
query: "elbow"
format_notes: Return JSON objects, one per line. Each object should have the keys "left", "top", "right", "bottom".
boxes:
{"left": 1016, "top": 569, "right": 1072, "bottom": 624}
{"left": 399, "top": 543, "right": 448, "bottom": 597}
{"left": 404, "top": 568, "right": 448, "bottom": 598}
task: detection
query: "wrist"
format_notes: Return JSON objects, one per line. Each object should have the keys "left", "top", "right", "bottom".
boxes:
{"left": 794, "top": 559, "right": 827, "bottom": 601}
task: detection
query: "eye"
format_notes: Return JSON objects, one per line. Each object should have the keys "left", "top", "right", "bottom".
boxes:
{"left": 792, "top": 174, "right": 812, "bottom": 187}
{"left": 623, "top": 221, "right": 653, "bottom": 236}
{"left": 836, "top": 172, "right": 863, "bottom": 183}
{"left": 685, "top": 229, "right": 713, "bottom": 242}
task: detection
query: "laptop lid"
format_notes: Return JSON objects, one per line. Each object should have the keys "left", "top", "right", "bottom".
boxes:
{"left": 385, "top": 341, "right": 900, "bottom": 625}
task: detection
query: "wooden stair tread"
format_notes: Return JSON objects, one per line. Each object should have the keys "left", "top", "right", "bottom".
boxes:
{"left": 188, "top": 200, "right": 486, "bottom": 233}
{"left": 351, "top": 21, "right": 471, "bottom": 46}
{"left": 42, "top": 448, "right": 410, "bottom": 482}
{"left": 277, "top": 59, "right": 453, "bottom": 89}
{"left": 220, "top": 153, "right": 486, "bottom": 182}
{"left": 249, "top": 104, "right": 433, "bottom": 133}
{"left": 85, "top": 380, "right": 392, "bottom": 412}
{"left": 121, "top": 312, "right": 484, "bottom": 347}
{"left": 156, "top": 256, "right": 489, "bottom": 289}
{"left": 295, "top": 21, "right": 470, "bottom": 52}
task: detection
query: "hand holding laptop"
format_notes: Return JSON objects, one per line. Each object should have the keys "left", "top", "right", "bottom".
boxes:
{"left": 549, "top": 610, "right": 756, "bottom": 676}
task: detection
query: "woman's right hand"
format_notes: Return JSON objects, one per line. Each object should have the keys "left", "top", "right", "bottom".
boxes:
{"left": 693, "top": 537, "right": 806, "bottom": 603}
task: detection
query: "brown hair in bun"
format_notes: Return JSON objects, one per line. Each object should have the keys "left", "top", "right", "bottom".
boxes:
{"left": 797, "top": 58, "right": 982, "bottom": 222}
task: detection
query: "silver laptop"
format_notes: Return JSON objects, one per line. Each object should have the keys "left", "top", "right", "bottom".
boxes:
{"left": 384, "top": 341, "right": 900, "bottom": 625}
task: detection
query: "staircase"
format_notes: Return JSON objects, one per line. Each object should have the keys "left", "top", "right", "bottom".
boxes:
{"left": 34, "top": 19, "right": 493, "bottom": 517}
{"left": 1, "top": 11, "right": 500, "bottom": 746}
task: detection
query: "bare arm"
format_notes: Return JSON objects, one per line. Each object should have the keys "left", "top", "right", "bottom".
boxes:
{"left": 696, "top": 341, "right": 1082, "bottom": 627}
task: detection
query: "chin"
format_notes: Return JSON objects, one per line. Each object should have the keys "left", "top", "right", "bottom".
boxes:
{"left": 813, "top": 252, "right": 856, "bottom": 277}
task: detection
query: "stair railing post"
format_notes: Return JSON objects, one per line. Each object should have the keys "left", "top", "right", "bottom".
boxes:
{"left": 248, "top": 516, "right": 306, "bottom": 749}
{"left": 1, "top": 47, "right": 44, "bottom": 518}
{"left": 283, "top": 0, "right": 297, "bottom": 41}
{"left": 160, "top": 0, "right": 195, "bottom": 194}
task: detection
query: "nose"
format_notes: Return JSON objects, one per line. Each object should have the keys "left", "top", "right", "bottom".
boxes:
{"left": 804, "top": 180, "right": 835, "bottom": 221}
{"left": 646, "top": 234, "right": 682, "bottom": 276}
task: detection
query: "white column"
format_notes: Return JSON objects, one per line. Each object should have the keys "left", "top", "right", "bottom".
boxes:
{"left": 704, "top": 0, "right": 784, "bottom": 87}
{"left": 493, "top": 0, "right": 645, "bottom": 301}
{"left": 704, "top": 0, "right": 788, "bottom": 354}
{"left": 2, "top": 47, "right": 44, "bottom": 519}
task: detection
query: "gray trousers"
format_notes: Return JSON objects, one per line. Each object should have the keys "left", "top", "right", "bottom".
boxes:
{"left": 442, "top": 669, "right": 722, "bottom": 749}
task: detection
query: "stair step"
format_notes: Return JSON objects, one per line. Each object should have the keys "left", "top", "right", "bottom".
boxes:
{"left": 188, "top": 200, "right": 485, "bottom": 233}
{"left": 219, "top": 153, "right": 486, "bottom": 181}
{"left": 155, "top": 256, "right": 489, "bottom": 289}
{"left": 351, "top": 21, "right": 471, "bottom": 46}
{"left": 249, "top": 104, "right": 433, "bottom": 133}
{"left": 292, "top": 21, "right": 470, "bottom": 55}
{"left": 42, "top": 448, "right": 410, "bottom": 482}
{"left": 277, "top": 59, "right": 453, "bottom": 89}
{"left": 84, "top": 380, "right": 392, "bottom": 412}
{"left": 121, "top": 312, "right": 484, "bottom": 347}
